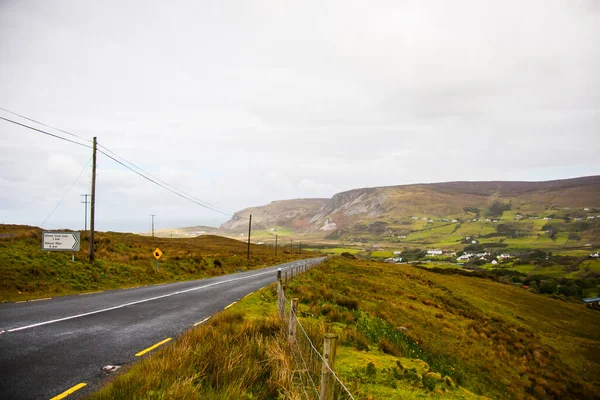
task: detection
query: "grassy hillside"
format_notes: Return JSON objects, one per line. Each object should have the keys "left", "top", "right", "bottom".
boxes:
{"left": 90, "top": 257, "right": 600, "bottom": 399}
{"left": 0, "top": 224, "right": 312, "bottom": 302}
{"left": 215, "top": 176, "right": 600, "bottom": 242}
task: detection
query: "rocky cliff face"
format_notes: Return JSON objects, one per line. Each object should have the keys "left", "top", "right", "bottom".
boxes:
{"left": 219, "top": 198, "right": 329, "bottom": 232}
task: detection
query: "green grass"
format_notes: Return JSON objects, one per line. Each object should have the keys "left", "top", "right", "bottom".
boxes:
{"left": 306, "top": 247, "right": 362, "bottom": 255}
{"left": 285, "top": 258, "right": 600, "bottom": 399}
{"left": 371, "top": 250, "right": 396, "bottom": 258}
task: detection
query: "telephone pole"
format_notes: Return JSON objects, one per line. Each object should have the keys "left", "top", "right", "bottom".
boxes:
{"left": 247, "top": 214, "right": 252, "bottom": 260}
{"left": 89, "top": 137, "right": 97, "bottom": 262}
{"left": 299, "top": 241, "right": 302, "bottom": 254}
{"left": 275, "top": 234, "right": 278, "bottom": 257}
{"left": 290, "top": 239, "right": 293, "bottom": 255}
{"left": 81, "top": 194, "right": 90, "bottom": 231}
{"left": 150, "top": 214, "right": 156, "bottom": 237}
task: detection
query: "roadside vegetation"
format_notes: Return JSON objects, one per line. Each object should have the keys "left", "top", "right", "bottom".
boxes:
{"left": 0, "top": 224, "right": 313, "bottom": 302}
{"left": 90, "top": 289, "right": 298, "bottom": 399}
{"left": 90, "top": 257, "right": 600, "bottom": 399}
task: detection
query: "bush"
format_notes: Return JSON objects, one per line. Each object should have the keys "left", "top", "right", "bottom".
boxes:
{"left": 340, "top": 252, "right": 356, "bottom": 259}
{"left": 336, "top": 296, "right": 359, "bottom": 310}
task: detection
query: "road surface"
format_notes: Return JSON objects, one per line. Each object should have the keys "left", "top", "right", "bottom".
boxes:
{"left": 0, "top": 257, "right": 325, "bottom": 399}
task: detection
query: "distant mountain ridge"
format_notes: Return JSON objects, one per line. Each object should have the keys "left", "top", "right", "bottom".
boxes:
{"left": 220, "top": 176, "right": 600, "bottom": 234}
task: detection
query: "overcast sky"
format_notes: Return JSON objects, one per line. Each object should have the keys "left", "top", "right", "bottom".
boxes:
{"left": 1, "top": 0, "right": 598, "bottom": 232}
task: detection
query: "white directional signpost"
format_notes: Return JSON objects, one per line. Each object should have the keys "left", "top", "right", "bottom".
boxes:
{"left": 42, "top": 232, "right": 81, "bottom": 261}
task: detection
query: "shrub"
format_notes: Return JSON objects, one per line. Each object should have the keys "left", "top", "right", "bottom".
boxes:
{"left": 336, "top": 296, "right": 359, "bottom": 310}
{"left": 378, "top": 337, "right": 401, "bottom": 356}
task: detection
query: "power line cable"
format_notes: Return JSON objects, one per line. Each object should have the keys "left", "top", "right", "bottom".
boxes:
{"left": 96, "top": 147, "right": 236, "bottom": 217}
{"left": 0, "top": 116, "right": 92, "bottom": 149}
{"left": 40, "top": 158, "right": 92, "bottom": 228}
{"left": 0, "top": 106, "right": 93, "bottom": 142}
{"left": 96, "top": 143, "right": 235, "bottom": 216}
{"left": 1, "top": 109, "right": 279, "bottom": 232}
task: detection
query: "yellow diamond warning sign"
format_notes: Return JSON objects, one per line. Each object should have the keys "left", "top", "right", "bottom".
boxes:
{"left": 153, "top": 248, "right": 163, "bottom": 260}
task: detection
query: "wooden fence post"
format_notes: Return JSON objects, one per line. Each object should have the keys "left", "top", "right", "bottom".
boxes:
{"left": 320, "top": 333, "right": 338, "bottom": 400}
{"left": 285, "top": 270, "right": 288, "bottom": 285}
{"left": 277, "top": 270, "right": 284, "bottom": 319}
{"left": 288, "top": 298, "right": 298, "bottom": 343}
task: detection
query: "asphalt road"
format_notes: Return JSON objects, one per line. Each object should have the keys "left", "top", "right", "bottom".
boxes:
{"left": 0, "top": 257, "right": 325, "bottom": 400}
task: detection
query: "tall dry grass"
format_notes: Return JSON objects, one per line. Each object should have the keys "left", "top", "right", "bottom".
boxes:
{"left": 91, "top": 310, "right": 300, "bottom": 399}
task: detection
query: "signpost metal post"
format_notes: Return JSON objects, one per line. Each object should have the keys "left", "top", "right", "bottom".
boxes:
{"left": 153, "top": 248, "right": 163, "bottom": 271}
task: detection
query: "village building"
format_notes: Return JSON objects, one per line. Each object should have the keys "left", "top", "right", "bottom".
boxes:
{"left": 427, "top": 249, "right": 443, "bottom": 256}
{"left": 583, "top": 297, "right": 600, "bottom": 310}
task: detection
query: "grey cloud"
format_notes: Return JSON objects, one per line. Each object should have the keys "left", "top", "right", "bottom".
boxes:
{"left": 0, "top": 0, "right": 598, "bottom": 231}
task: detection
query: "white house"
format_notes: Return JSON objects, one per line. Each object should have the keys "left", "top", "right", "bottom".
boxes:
{"left": 428, "top": 219, "right": 434, "bottom": 223}
{"left": 452, "top": 219, "right": 458, "bottom": 223}
{"left": 584, "top": 208, "right": 590, "bottom": 211}
{"left": 497, "top": 254, "right": 511, "bottom": 259}
{"left": 457, "top": 253, "right": 473, "bottom": 261}
{"left": 393, "top": 251, "right": 402, "bottom": 255}
{"left": 491, "top": 260, "right": 498, "bottom": 265}
{"left": 427, "top": 249, "right": 443, "bottom": 256}
{"left": 590, "top": 253, "right": 600, "bottom": 258}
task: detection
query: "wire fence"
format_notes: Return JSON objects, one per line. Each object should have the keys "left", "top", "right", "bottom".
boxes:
{"left": 278, "top": 259, "right": 355, "bottom": 400}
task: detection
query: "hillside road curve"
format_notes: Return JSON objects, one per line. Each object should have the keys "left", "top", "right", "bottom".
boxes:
{"left": 0, "top": 257, "right": 325, "bottom": 400}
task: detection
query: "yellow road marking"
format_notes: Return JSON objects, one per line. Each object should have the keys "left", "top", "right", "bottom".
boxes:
{"left": 50, "top": 382, "right": 87, "bottom": 400}
{"left": 243, "top": 291, "right": 255, "bottom": 298}
{"left": 193, "top": 316, "right": 211, "bottom": 326}
{"left": 224, "top": 301, "right": 237, "bottom": 310}
{"left": 135, "top": 338, "right": 172, "bottom": 357}
{"left": 79, "top": 291, "right": 103, "bottom": 296}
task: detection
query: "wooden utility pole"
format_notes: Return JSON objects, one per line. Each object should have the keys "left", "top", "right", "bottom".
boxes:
{"left": 290, "top": 239, "right": 293, "bottom": 255}
{"left": 247, "top": 214, "right": 252, "bottom": 259}
{"left": 299, "top": 241, "right": 302, "bottom": 254}
{"left": 275, "top": 234, "right": 278, "bottom": 257}
{"left": 80, "top": 194, "right": 90, "bottom": 231}
{"left": 89, "top": 137, "right": 97, "bottom": 262}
